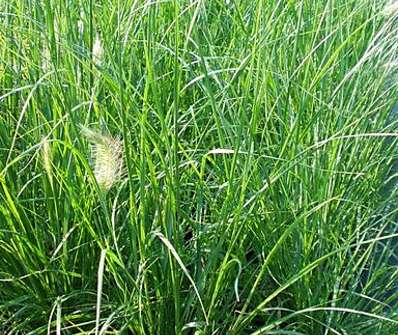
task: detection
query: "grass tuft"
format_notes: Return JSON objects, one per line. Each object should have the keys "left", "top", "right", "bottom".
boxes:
{"left": 2, "top": 0, "right": 398, "bottom": 334}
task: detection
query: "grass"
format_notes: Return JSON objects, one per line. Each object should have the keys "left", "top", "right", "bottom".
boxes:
{"left": 2, "top": 0, "right": 398, "bottom": 334}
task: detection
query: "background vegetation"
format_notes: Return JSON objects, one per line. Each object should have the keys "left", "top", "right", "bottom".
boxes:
{"left": 2, "top": 0, "right": 398, "bottom": 334}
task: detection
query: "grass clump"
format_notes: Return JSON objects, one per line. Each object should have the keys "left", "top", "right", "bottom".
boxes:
{"left": 2, "top": 0, "right": 398, "bottom": 334}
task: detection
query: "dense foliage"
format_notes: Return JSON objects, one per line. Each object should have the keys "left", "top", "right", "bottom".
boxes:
{"left": 2, "top": 0, "right": 398, "bottom": 334}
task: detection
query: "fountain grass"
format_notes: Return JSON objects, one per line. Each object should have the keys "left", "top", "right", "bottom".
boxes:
{"left": 2, "top": 0, "right": 398, "bottom": 334}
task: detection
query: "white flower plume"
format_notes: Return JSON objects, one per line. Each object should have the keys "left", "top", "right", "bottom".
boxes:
{"left": 383, "top": 1, "right": 398, "bottom": 16}
{"left": 81, "top": 126, "right": 123, "bottom": 191}
{"left": 92, "top": 34, "right": 104, "bottom": 66}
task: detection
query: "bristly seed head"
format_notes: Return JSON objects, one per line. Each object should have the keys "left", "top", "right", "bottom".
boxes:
{"left": 81, "top": 126, "right": 123, "bottom": 191}
{"left": 41, "top": 44, "right": 51, "bottom": 72}
{"left": 92, "top": 33, "right": 104, "bottom": 66}
{"left": 383, "top": 1, "right": 398, "bottom": 16}
{"left": 41, "top": 137, "right": 53, "bottom": 186}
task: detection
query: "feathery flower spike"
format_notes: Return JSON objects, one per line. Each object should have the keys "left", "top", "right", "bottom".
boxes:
{"left": 41, "top": 44, "right": 51, "bottom": 72}
{"left": 92, "top": 33, "right": 104, "bottom": 66}
{"left": 41, "top": 137, "right": 53, "bottom": 187}
{"left": 383, "top": 1, "right": 398, "bottom": 16}
{"left": 81, "top": 126, "right": 123, "bottom": 191}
